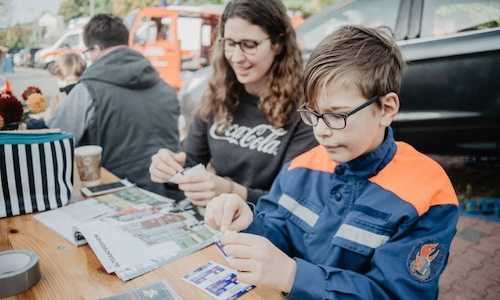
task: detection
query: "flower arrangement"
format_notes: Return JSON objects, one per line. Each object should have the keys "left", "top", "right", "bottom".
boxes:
{"left": 0, "top": 85, "right": 47, "bottom": 130}
{"left": 22, "top": 86, "right": 42, "bottom": 101}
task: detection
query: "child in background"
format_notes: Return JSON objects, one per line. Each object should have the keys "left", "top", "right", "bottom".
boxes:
{"left": 48, "top": 52, "right": 86, "bottom": 120}
{"left": 27, "top": 52, "right": 86, "bottom": 129}
{"left": 55, "top": 52, "right": 86, "bottom": 95}
{"left": 204, "top": 25, "right": 458, "bottom": 299}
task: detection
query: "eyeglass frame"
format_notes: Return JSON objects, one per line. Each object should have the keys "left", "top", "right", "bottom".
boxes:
{"left": 82, "top": 45, "right": 96, "bottom": 54}
{"left": 220, "top": 36, "right": 271, "bottom": 56}
{"left": 297, "top": 95, "right": 380, "bottom": 130}
{"left": 82, "top": 45, "right": 97, "bottom": 61}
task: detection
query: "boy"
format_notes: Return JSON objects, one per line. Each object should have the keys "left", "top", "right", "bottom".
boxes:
{"left": 204, "top": 25, "right": 458, "bottom": 300}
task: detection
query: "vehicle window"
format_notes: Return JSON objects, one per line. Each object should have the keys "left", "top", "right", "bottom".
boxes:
{"left": 158, "top": 17, "right": 172, "bottom": 41}
{"left": 178, "top": 17, "right": 202, "bottom": 51}
{"left": 133, "top": 16, "right": 173, "bottom": 44}
{"left": 421, "top": 0, "right": 500, "bottom": 37}
{"left": 201, "top": 24, "right": 212, "bottom": 47}
{"left": 63, "top": 34, "right": 79, "bottom": 48}
{"left": 297, "top": 0, "right": 401, "bottom": 51}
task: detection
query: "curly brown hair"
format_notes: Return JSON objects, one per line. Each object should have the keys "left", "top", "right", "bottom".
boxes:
{"left": 198, "top": 0, "right": 303, "bottom": 129}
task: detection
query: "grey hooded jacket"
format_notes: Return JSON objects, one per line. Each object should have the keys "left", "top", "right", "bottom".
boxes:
{"left": 48, "top": 47, "right": 180, "bottom": 196}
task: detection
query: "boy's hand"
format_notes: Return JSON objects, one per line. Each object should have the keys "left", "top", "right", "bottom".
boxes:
{"left": 221, "top": 232, "right": 297, "bottom": 293}
{"left": 205, "top": 194, "right": 253, "bottom": 232}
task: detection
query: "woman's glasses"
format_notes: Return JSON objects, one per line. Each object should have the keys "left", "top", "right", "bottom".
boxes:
{"left": 221, "top": 37, "right": 270, "bottom": 56}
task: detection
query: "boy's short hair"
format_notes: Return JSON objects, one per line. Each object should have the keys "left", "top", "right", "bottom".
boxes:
{"left": 83, "top": 14, "right": 129, "bottom": 49}
{"left": 303, "top": 25, "right": 405, "bottom": 107}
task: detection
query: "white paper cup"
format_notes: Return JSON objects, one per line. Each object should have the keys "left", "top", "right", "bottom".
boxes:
{"left": 75, "top": 145, "right": 102, "bottom": 187}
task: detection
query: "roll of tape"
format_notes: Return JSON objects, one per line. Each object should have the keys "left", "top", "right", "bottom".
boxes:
{"left": 0, "top": 250, "right": 41, "bottom": 297}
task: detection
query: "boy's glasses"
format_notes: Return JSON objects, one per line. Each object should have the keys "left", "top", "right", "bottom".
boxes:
{"left": 221, "top": 37, "right": 270, "bottom": 56}
{"left": 298, "top": 95, "right": 380, "bottom": 130}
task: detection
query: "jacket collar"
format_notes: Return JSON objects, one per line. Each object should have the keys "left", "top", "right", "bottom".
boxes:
{"left": 335, "top": 127, "right": 397, "bottom": 178}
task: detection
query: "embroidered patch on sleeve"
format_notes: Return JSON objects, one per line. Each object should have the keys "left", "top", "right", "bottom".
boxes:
{"left": 407, "top": 241, "right": 446, "bottom": 282}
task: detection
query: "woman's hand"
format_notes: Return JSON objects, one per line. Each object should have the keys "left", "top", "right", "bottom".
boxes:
{"left": 176, "top": 169, "right": 235, "bottom": 206}
{"left": 149, "top": 149, "right": 186, "bottom": 183}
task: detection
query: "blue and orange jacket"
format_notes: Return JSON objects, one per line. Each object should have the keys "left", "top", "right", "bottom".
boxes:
{"left": 246, "top": 128, "right": 458, "bottom": 300}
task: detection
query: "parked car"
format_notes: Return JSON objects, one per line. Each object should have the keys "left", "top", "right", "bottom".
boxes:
{"left": 7, "top": 47, "right": 22, "bottom": 55}
{"left": 179, "top": 0, "right": 500, "bottom": 156}
{"left": 28, "top": 48, "right": 42, "bottom": 67}
{"left": 13, "top": 48, "right": 35, "bottom": 67}
{"left": 34, "top": 27, "right": 85, "bottom": 71}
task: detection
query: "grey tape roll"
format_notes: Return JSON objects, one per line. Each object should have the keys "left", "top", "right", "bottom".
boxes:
{"left": 0, "top": 250, "right": 41, "bottom": 297}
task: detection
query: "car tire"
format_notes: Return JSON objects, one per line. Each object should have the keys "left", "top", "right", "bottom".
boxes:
{"left": 46, "top": 61, "right": 57, "bottom": 75}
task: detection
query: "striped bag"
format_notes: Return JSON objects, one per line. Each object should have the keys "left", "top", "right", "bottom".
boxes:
{"left": 0, "top": 131, "right": 74, "bottom": 218}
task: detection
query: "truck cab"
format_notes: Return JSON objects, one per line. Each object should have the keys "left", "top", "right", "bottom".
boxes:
{"left": 128, "top": 5, "right": 221, "bottom": 90}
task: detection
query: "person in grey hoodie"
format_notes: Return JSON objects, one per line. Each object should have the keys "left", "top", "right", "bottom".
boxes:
{"left": 48, "top": 14, "right": 180, "bottom": 198}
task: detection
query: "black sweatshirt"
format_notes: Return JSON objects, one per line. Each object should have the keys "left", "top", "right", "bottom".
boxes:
{"left": 183, "top": 91, "right": 318, "bottom": 203}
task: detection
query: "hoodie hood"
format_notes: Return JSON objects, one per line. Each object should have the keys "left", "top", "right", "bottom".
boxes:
{"left": 81, "top": 47, "right": 160, "bottom": 89}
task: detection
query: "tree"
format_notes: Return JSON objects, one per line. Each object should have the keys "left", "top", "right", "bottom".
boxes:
{"left": 175, "top": 0, "right": 226, "bottom": 5}
{"left": 95, "top": 0, "right": 113, "bottom": 15}
{"left": 112, "top": 0, "right": 159, "bottom": 17}
{"left": 0, "top": 25, "right": 33, "bottom": 48}
{"left": 57, "top": 0, "right": 341, "bottom": 24}
{"left": 59, "top": 0, "right": 90, "bottom": 22}
{"left": 59, "top": 0, "right": 113, "bottom": 23}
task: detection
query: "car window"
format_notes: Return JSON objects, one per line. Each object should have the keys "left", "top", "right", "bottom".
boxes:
{"left": 178, "top": 17, "right": 202, "bottom": 51}
{"left": 421, "top": 0, "right": 500, "bottom": 37}
{"left": 62, "top": 34, "right": 79, "bottom": 48}
{"left": 297, "top": 0, "right": 401, "bottom": 52}
{"left": 133, "top": 16, "right": 173, "bottom": 45}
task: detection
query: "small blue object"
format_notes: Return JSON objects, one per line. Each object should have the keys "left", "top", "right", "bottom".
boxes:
{"left": 0, "top": 132, "right": 73, "bottom": 144}
{"left": 215, "top": 240, "right": 230, "bottom": 258}
{"left": 459, "top": 197, "right": 500, "bottom": 222}
{"left": 2, "top": 55, "right": 14, "bottom": 73}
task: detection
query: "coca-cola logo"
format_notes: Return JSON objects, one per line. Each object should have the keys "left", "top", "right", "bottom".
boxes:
{"left": 209, "top": 123, "right": 287, "bottom": 155}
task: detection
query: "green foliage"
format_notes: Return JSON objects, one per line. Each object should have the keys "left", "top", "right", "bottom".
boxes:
{"left": 58, "top": 0, "right": 113, "bottom": 22}
{"left": 0, "top": 25, "right": 33, "bottom": 48}
{"left": 59, "top": 0, "right": 91, "bottom": 22}
{"left": 56, "top": 0, "right": 343, "bottom": 22}
{"left": 176, "top": 0, "right": 226, "bottom": 4}
{"left": 96, "top": 0, "right": 113, "bottom": 14}
{"left": 112, "top": 0, "right": 159, "bottom": 17}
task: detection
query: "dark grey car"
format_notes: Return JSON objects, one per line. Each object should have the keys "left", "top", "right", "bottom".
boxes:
{"left": 179, "top": 0, "right": 500, "bottom": 156}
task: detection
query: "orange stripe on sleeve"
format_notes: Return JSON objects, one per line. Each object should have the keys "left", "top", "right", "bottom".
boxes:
{"left": 289, "top": 145, "right": 336, "bottom": 173}
{"left": 369, "top": 142, "right": 458, "bottom": 216}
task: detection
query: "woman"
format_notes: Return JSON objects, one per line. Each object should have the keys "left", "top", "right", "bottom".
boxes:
{"left": 150, "top": 0, "right": 317, "bottom": 205}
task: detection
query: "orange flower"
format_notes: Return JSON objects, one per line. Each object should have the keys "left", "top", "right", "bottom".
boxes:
{"left": 0, "top": 114, "right": 4, "bottom": 129}
{"left": 26, "top": 93, "right": 47, "bottom": 114}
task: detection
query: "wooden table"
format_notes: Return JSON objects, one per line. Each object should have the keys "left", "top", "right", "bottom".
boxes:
{"left": 0, "top": 169, "right": 285, "bottom": 300}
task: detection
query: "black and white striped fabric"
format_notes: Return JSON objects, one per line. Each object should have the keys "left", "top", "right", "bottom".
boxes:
{"left": 0, "top": 137, "right": 74, "bottom": 218}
